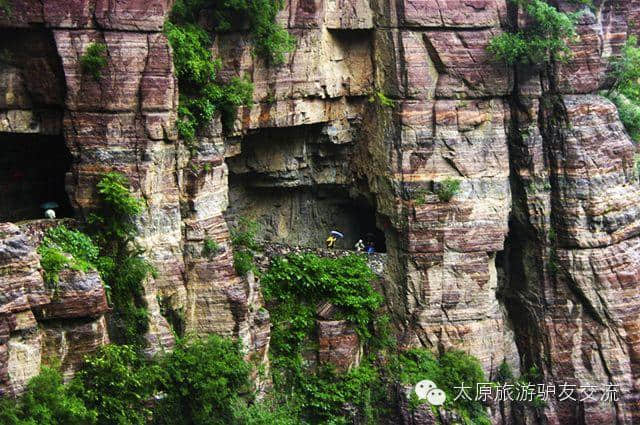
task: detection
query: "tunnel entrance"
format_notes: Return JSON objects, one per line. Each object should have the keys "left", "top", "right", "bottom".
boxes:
{"left": 0, "top": 133, "right": 73, "bottom": 222}
{"left": 227, "top": 179, "right": 387, "bottom": 253}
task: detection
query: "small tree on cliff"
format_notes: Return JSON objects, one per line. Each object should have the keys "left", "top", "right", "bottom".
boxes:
{"left": 80, "top": 42, "right": 108, "bottom": 81}
{"left": 488, "top": 0, "right": 580, "bottom": 65}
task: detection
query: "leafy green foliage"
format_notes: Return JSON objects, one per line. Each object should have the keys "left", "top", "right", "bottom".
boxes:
{"left": 37, "top": 225, "right": 100, "bottom": 286}
{"left": 368, "top": 91, "right": 395, "bottom": 108}
{"left": 496, "top": 360, "right": 515, "bottom": 383}
{"left": 0, "top": 0, "right": 12, "bottom": 16}
{"left": 436, "top": 177, "right": 461, "bottom": 202}
{"left": 262, "top": 253, "right": 385, "bottom": 423}
{"left": 166, "top": 22, "right": 220, "bottom": 87}
{"left": 610, "top": 35, "right": 640, "bottom": 98}
{"left": 487, "top": 32, "right": 530, "bottom": 64}
{"left": 154, "top": 335, "right": 252, "bottom": 425}
{"left": 166, "top": 0, "right": 294, "bottom": 140}
{"left": 71, "top": 345, "right": 159, "bottom": 425}
{"left": 202, "top": 237, "right": 221, "bottom": 258}
{"left": 37, "top": 245, "right": 81, "bottom": 287}
{"left": 231, "top": 400, "right": 301, "bottom": 425}
{"left": 488, "top": 0, "right": 579, "bottom": 65}
{"left": 410, "top": 187, "right": 428, "bottom": 205}
{"left": 246, "top": 0, "right": 296, "bottom": 65}
{"left": 391, "top": 349, "right": 491, "bottom": 425}
{"left": 88, "top": 172, "right": 154, "bottom": 346}
{"left": 35, "top": 174, "right": 152, "bottom": 345}
{"left": 1, "top": 336, "right": 292, "bottom": 425}
{"left": 607, "top": 35, "right": 640, "bottom": 142}
{"left": 165, "top": 19, "right": 253, "bottom": 140}
{"left": 291, "top": 363, "right": 385, "bottom": 425}
{"left": 610, "top": 93, "right": 640, "bottom": 142}
{"left": 0, "top": 366, "right": 97, "bottom": 425}
{"left": 45, "top": 225, "right": 100, "bottom": 265}
{"left": 263, "top": 253, "right": 382, "bottom": 341}
{"left": 80, "top": 42, "right": 108, "bottom": 80}
{"left": 231, "top": 217, "right": 261, "bottom": 276}
{"left": 170, "top": 0, "right": 295, "bottom": 65}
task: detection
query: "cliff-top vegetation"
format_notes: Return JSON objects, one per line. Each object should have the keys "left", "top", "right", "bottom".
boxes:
{"left": 166, "top": 0, "right": 295, "bottom": 141}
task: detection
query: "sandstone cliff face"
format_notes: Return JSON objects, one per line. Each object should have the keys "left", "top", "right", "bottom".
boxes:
{"left": 1, "top": 0, "right": 640, "bottom": 424}
{"left": 0, "top": 221, "right": 109, "bottom": 396}
{"left": 503, "top": 1, "right": 640, "bottom": 422}
{"left": 0, "top": 0, "right": 266, "bottom": 389}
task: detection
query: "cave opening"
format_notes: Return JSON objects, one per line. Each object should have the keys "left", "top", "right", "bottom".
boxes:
{"left": 227, "top": 179, "right": 387, "bottom": 253}
{"left": 0, "top": 133, "right": 74, "bottom": 222}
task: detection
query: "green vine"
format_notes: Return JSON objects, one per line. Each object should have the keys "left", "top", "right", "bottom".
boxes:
{"left": 88, "top": 172, "right": 155, "bottom": 347}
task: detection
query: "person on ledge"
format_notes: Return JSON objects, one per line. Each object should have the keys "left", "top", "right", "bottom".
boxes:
{"left": 366, "top": 241, "right": 375, "bottom": 254}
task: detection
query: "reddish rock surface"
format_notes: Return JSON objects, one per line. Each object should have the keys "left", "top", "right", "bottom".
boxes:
{"left": 317, "top": 320, "right": 362, "bottom": 372}
{"left": 33, "top": 268, "right": 108, "bottom": 320}
{"left": 0, "top": 222, "right": 109, "bottom": 395}
{"left": 2, "top": 1, "right": 640, "bottom": 423}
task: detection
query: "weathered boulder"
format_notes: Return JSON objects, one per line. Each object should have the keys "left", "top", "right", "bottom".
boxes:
{"left": 317, "top": 320, "right": 362, "bottom": 372}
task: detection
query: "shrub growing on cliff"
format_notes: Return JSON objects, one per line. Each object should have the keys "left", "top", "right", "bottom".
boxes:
{"left": 261, "top": 253, "right": 385, "bottom": 423}
{"left": 231, "top": 217, "right": 261, "bottom": 276}
{"left": 88, "top": 172, "right": 154, "bottom": 346}
{"left": 38, "top": 225, "right": 100, "bottom": 286}
{"left": 166, "top": 0, "right": 294, "bottom": 140}
{"left": 368, "top": 91, "right": 395, "bottom": 108}
{"left": 609, "top": 92, "right": 640, "bottom": 142}
{"left": 154, "top": 334, "right": 251, "bottom": 425}
{"left": 0, "top": 366, "right": 97, "bottom": 425}
{"left": 165, "top": 21, "right": 253, "bottom": 140}
{"left": 80, "top": 42, "right": 108, "bottom": 80}
{"left": 246, "top": 0, "right": 296, "bottom": 65}
{"left": 391, "top": 349, "right": 490, "bottom": 425}
{"left": 263, "top": 253, "right": 381, "bottom": 344}
{"left": 71, "top": 345, "right": 159, "bottom": 425}
{"left": 488, "top": 0, "right": 579, "bottom": 65}
{"left": 436, "top": 177, "right": 461, "bottom": 202}
{"left": 202, "top": 237, "right": 221, "bottom": 258}
{"left": 607, "top": 35, "right": 640, "bottom": 142}
{"left": 170, "top": 0, "right": 295, "bottom": 65}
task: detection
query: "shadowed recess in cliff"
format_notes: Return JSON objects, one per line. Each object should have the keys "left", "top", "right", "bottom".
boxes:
{"left": 227, "top": 180, "right": 387, "bottom": 252}
{"left": 225, "top": 121, "right": 388, "bottom": 251}
{"left": 0, "top": 133, "right": 73, "bottom": 221}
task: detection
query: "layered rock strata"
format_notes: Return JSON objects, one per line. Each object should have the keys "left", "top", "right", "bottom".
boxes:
{"left": 0, "top": 0, "right": 267, "bottom": 392}
{"left": 0, "top": 222, "right": 109, "bottom": 396}
{"left": 1, "top": 1, "right": 640, "bottom": 424}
